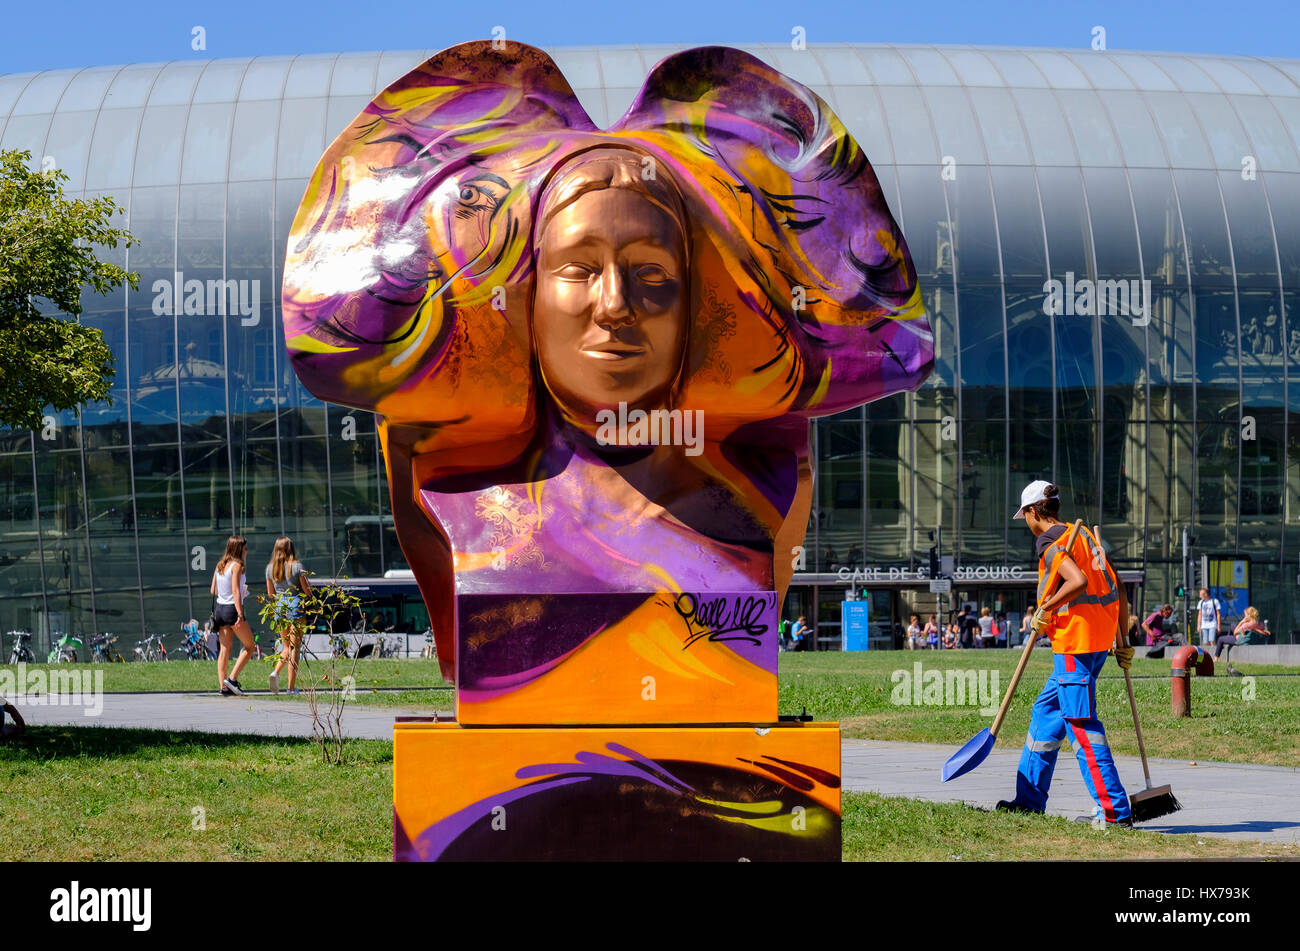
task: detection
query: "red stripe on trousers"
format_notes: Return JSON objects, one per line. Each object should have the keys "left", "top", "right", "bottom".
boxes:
{"left": 1071, "top": 721, "right": 1115, "bottom": 820}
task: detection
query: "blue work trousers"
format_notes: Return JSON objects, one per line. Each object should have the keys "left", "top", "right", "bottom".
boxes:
{"left": 1014, "top": 650, "right": 1131, "bottom": 821}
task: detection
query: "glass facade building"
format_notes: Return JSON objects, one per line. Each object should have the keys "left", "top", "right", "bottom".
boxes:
{"left": 2, "top": 43, "right": 1299, "bottom": 651}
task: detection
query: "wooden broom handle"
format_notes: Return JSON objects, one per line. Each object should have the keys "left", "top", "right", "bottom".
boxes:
{"left": 1095, "top": 524, "right": 1156, "bottom": 789}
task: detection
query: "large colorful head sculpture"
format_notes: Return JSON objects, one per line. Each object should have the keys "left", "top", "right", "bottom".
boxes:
{"left": 283, "top": 41, "right": 933, "bottom": 709}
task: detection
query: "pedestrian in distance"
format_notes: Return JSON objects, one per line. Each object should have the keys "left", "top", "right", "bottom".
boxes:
{"left": 266, "top": 536, "right": 312, "bottom": 695}
{"left": 1195, "top": 587, "right": 1222, "bottom": 648}
{"left": 925, "top": 614, "right": 940, "bottom": 650}
{"left": 1019, "top": 605, "right": 1036, "bottom": 647}
{"left": 906, "top": 614, "right": 922, "bottom": 650}
{"left": 960, "top": 608, "right": 979, "bottom": 649}
{"left": 789, "top": 615, "right": 809, "bottom": 652}
{"left": 997, "top": 480, "right": 1135, "bottom": 827}
{"left": 211, "top": 535, "right": 255, "bottom": 696}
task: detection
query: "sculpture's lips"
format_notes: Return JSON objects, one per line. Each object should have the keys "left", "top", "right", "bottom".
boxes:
{"left": 581, "top": 344, "right": 645, "bottom": 360}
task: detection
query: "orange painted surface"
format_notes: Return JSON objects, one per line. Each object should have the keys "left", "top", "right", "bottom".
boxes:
{"left": 393, "top": 721, "right": 841, "bottom": 847}
{"left": 457, "top": 596, "right": 778, "bottom": 724}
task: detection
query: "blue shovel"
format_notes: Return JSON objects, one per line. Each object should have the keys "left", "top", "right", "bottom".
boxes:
{"left": 941, "top": 519, "right": 1083, "bottom": 782}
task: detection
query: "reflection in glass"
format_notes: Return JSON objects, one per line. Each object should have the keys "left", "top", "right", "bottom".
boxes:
{"left": 949, "top": 172, "right": 1002, "bottom": 283}
{"left": 11, "top": 47, "right": 1300, "bottom": 643}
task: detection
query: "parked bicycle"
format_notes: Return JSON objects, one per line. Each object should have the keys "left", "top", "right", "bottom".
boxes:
{"left": 91, "top": 632, "right": 125, "bottom": 663}
{"left": 372, "top": 631, "right": 404, "bottom": 658}
{"left": 6, "top": 631, "right": 34, "bottom": 663}
{"left": 47, "top": 632, "right": 82, "bottom": 663}
{"left": 177, "top": 627, "right": 215, "bottom": 660}
{"left": 133, "top": 633, "right": 168, "bottom": 662}
{"left": 328, "top": 631, "right": 355, "bottom": 659}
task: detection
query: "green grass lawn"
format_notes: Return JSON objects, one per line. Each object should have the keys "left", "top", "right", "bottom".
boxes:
{"left": 2, "top": 727, "right": 1292, "bottom": 861}
{"left": 841, "top": 791, "right": 1297, "bottom": 860}
{"left": 0, "top": 728, "right": 391, "bottom": 861}
{"left": 5, "top": 650, "right": 1295, "bottom": 765}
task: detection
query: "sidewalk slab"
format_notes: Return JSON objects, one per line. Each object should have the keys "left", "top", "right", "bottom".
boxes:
{"left": 17, "top": 691, "right": 442, "bottom": 741}
{"left": 843, "top": 738, "right": 1300, "bottom": 845}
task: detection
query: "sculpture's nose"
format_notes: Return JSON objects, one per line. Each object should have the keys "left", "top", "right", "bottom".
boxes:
{"left": 593, "top": 263, "right": 634, "bottom": 329}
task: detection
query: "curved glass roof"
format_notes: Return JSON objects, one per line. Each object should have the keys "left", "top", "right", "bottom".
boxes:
{"left": 2, "top": 43, "right": 1300, "bottom": 638}
{"left": 2, "top": 44, "right": 1299, "bottom": 193}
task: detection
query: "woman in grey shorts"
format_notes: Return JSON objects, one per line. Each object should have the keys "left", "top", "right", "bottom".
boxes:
{"left": 266, "top": 536, "right": 311, "bottom": 694}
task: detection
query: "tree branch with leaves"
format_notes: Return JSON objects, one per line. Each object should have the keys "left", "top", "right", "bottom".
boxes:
{"left": 0, "top": 149, "right": 138, "bottom": 430}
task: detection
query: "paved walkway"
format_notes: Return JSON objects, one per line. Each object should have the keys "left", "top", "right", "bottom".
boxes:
{"left": 19, "top": 692, "right": 1300, "bottom": 845}
{"left": 844, "top": 739, "right": 1300, "bottom": 845}
{"left": 18, "top": 690, "right": 443, "bottom": 740}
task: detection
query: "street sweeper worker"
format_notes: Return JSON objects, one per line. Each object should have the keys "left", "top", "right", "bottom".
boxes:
{"left": 997, "top": 480, "right": 1135, "bottom": 827}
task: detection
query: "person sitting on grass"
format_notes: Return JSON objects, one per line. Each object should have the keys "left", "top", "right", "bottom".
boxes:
{"left": 1142, "top": 604, "right": 1176, "bottom": 646}
{"left": 0, "top": 696, "right": 25, "bottom": 740}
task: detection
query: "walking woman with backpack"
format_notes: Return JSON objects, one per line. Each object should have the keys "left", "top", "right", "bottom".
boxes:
{"left": 211, "top": 535, "right": 255, "bottom": 696}
{"left": 266, "top": 536, "right": 311, "bottom": 694}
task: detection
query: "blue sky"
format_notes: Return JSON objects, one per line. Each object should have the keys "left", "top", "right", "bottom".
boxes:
{"left": 2, "top": 0, "right": 1297, "bottom": 74}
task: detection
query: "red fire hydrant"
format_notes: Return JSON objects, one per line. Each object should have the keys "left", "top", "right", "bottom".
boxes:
{"left": 1171, "top": 645, "right": 1215, "bottom": 717}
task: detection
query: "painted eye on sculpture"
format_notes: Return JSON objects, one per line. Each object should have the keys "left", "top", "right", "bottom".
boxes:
{"left": 456, "top": 182, "right": 502, "bottom": 212}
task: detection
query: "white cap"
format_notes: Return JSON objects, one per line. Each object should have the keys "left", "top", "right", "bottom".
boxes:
{"left": 1013, "top": 480, "right": 1052, "bottom": 520}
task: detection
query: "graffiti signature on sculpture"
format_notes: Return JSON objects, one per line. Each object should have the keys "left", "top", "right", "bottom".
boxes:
{"left": 669, "top": 592, "right": 774, "bottom": 649}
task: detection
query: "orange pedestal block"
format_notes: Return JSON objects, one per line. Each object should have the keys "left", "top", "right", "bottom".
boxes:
{"left": 393, "top": 720, "right": 841, "bottom": 861}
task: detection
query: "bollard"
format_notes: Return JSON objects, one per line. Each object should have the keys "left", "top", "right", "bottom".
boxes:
{"left": 1171, "top": 645, "right": 1214, "bottom": 717}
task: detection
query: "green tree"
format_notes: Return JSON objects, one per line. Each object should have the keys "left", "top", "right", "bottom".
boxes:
{"left": 0, "top": 148, "right": 138, "bottom": 431}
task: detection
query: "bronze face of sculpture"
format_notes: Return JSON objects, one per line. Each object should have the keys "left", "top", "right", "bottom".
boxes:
{"left": 533, "top": 150, "right": 689, "bottom": 424}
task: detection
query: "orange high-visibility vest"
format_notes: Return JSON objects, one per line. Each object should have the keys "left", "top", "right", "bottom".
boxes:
{"left": 1037, "top": 525, "right": 1121, "bottom": 654}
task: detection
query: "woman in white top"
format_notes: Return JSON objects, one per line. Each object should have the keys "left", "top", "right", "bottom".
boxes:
{"left": 906, "top": 614, "right": 921, "bottom": 650}
{"left": 266, "top": 536, "right": 312, "bottom": 695}
{"left": 978, "top": 606, "right": 995, "bottom": 648}
{"left": 211, "top": 535, "right": 254, "bottom": 695}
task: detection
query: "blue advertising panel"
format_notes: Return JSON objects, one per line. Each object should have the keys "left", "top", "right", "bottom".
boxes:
{"left": 842, "top": 600, "right": 871, "bottom": 651}
{"left": 1208, "top": 558, "right": 1250, "bottom": 624}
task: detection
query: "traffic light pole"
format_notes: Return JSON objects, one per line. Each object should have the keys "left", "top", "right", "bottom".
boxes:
{"left": 1181, "top": 526, "right": 1191, "bottom": 638}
